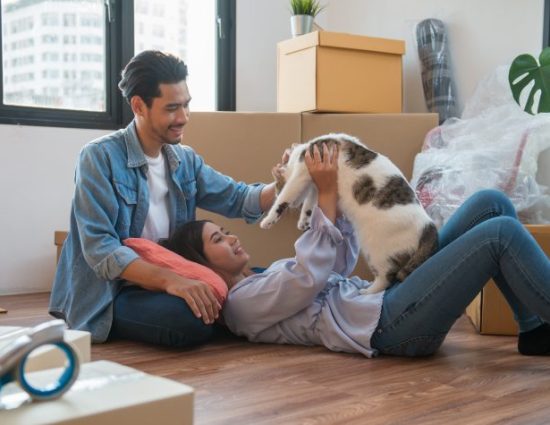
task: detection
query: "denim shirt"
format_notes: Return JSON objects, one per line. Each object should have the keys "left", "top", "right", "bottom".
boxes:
{"left": 49, "top": 120, "right": 264, "bottom": 342}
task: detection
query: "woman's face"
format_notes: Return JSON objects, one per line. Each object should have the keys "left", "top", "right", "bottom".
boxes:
{"left": 202, "top": 222, "right": 250, "bottom": 275}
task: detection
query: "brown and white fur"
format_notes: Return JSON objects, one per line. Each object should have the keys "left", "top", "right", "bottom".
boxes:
{"left": 261, "top": 133, "right": 438, "bottom": 294}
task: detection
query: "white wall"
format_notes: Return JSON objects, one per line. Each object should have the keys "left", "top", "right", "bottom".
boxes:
{"left": 0, "top": 125, "right": 108, "bottom": 295}
{"left": 0, "top": 0, "right": 546, "bottom": 295}
{"left": 236, "top": 0, "right": 545, "bottom": 113}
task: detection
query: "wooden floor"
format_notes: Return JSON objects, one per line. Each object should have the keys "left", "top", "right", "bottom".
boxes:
{"left": 2, "top": 293, "right": 550, "bottom": 425}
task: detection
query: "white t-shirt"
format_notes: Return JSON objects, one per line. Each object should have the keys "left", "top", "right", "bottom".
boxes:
{"left": 141, "top": 152, "right": 170, "bottom": 242}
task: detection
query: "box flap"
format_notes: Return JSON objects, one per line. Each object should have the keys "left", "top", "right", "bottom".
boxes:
{"left": 278, "top": 31, "right": 405, "bottom": 56}
{"left": 278, "top": 31, "right": 320, "bottom": 55}
{"left": 319, "top": 31, "right": 405, "bottom": 54}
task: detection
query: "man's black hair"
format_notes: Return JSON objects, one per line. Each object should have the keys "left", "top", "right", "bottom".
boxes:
{"left": 118, "top": 50, "right": 188, "bottom": 107}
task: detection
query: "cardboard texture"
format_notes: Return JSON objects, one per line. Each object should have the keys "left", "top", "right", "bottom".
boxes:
{"left": 55, "top": 112, "right": 436, "bottom": 276}
{"left": 277, "top": 31, "right": 405, "bottom": 113}
{"left": 301, "top": 113, "right": 435, "bottom": 180}
{"left": 1, "top": 360, "right": 194, "bottom": 425}
{"left": 0, "top": 327, "right": 91, "bottom": 372}
{"left": 466, "top": 225, "right": 550, "bottom": 335}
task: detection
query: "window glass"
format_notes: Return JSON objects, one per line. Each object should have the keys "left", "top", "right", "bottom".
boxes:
{"left": 1, "top": 0, "right": 106, "bottom": 111}
{"left": 134, "top": 0, "right": 216, "bottom": 111}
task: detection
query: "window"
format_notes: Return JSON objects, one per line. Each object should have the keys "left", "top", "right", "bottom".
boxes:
{"left": 0, "top": 0, "right": 235, "bottom": 129}
{"left": 134, "top": 0, "right": 216, "bottom": 111}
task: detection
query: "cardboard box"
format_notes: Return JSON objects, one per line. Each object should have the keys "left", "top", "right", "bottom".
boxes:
{"left": 277, "top": 31, "right": 405, "bottom": 113}
{"left": 0, "top": 360, "right": 194, "bottom": 424}
{"left": 466, "top": 225, "right": 550, "bottom": 335}
{"left": 301, "top": 113, "right": 436, "bottom": 180}
{"left": 54, "top": 231, "right": 67, "bottom": 262}
{"left": 0, "top": 326, "right": 91, "bottom": 372}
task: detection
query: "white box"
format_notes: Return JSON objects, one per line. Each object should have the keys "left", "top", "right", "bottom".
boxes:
{"left": 0, "top": 326, "right": 91, "bottom": 372}
{"left": 0, "top": 360, "right": 194, "bottom": 424}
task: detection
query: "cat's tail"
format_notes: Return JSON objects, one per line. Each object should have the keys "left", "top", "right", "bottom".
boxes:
{"left": 397, "top": 223, "right": 438, "bottom": 281}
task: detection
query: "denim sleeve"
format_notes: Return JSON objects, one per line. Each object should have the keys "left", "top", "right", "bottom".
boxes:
{"left": 73, "top": 144, "right": 139, "bottom": 280}
{"left": 224, "top": 206, "right": 343, "bottom": 337}
{"left": 189, "top": 148, "right": 265, "bottom": 223}
{"left": 333, "top": 215, "right": 360, "bottom": 277}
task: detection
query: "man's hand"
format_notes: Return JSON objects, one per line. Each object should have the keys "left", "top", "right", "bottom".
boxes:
{"left": 164, "top": 276, "right": 221, "bottom": 324}
{"left": 121, "top": 259, "right": 221, "bottom": 325}
{"left": 261, "top": 143, "right": 303, "bottom": 211}
{"left": 305, "top": 143, "right": 339, "bottom": 223}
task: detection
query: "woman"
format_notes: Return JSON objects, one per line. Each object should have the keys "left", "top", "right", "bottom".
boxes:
{"left": 162, "top": 145, "right": 550, "bottom": 357}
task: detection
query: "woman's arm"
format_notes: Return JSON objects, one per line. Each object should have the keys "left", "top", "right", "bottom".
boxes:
{"left": 305, "top": 143, "right": 358, "bottom": 275}
{"left": 223, "top": 206, "right": 343, "bottom": 337}
{"left": 333, "top": 215, "right": 360, "bottom": 277}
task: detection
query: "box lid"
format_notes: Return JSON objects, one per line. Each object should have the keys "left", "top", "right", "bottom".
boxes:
{"left": 278, "top": 31, "right": 405, "bottom": 56}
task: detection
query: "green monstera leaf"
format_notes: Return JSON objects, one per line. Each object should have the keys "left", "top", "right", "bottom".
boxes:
{"left": 508, "top": 47, "right": 550, "bottom": 114}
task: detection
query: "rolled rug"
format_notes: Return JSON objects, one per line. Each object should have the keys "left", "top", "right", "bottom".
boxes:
{"left": 416, "top": 18, "right": 458, "bottom": 124}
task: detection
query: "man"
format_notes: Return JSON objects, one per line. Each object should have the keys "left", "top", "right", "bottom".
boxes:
{"left": 49, "top": 50, "right": 276, "bottom": 347}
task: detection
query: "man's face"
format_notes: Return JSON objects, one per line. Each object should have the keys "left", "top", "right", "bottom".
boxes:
{"left": 140, "top": 81, "right": 191, "bottom": 146}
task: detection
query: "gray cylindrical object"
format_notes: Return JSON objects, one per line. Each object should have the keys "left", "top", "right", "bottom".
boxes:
{"left": 416, "top": 19, "right": 458, "bottom": 124}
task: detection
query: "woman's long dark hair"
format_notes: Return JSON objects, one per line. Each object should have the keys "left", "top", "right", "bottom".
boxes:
{"left": 160, "top": 220, "right": 211, "bottom": 266}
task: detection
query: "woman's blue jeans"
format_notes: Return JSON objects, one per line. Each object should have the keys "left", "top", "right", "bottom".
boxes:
{"left": 371, "top": 189, "right": 550, "bottom": 357}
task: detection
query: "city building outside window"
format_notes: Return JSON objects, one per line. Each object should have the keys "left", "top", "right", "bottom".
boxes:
{"left": 0, "top": 0, "right": 235, "bottom": 129}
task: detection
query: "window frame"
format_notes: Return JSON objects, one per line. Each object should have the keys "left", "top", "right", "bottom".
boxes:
{"left": 544, "top": 0, "right": 549, "bottom": 47}
{"left": 216, "top": 0, "right": 235, "bottom": 111}
{"left": 0, "top": 0, "right": 235, "bottom": 129}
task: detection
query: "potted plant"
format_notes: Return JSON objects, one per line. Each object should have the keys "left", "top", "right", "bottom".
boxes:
{"left": 289, "top": 0, "right": 325, "bottom": 38}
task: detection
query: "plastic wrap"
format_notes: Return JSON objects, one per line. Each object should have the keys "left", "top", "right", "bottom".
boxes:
{"left": 416, "top": 18, "right": 458, "bottom": 124}
{"left": 411, "top": 66, "right": 550, "bottom": 227}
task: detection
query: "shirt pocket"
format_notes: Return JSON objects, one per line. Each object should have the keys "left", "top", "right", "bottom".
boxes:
{"left": 114, "top": 181, "right": 138, "bottom": 205}
{"left": 181, "top": 179, "right": 197, "bottom": 200}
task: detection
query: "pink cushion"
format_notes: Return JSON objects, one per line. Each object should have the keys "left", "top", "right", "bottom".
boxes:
{"left": 123, "top": 238, "right": 228, "bottom": 304}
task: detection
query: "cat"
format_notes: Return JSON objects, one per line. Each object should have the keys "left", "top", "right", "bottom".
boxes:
{"left": 261, "top": 133, "right": 438, "bottom": 294}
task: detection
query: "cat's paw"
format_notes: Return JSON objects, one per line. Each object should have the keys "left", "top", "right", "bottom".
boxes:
{"left": 260, "top": 216, "right": 276, "bottom": 229}
{"left": 297, "top": 219, "right": 310, "bottom": 231}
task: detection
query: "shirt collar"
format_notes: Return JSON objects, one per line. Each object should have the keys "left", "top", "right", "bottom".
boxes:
{"left": 124, "top": 119, "right": 181, "bottom": 172}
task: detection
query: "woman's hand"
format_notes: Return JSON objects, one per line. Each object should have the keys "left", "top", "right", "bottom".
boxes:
{"left": 305, "top": 143, "right": 339, "bottom": 223}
